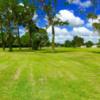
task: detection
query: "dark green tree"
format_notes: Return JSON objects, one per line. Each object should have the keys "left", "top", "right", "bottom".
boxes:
{"left": 85, "top": 41, "right": 93, "bottom": 47}
{"left": 32, "top": 28, "right": 49, "bottom": 50}
{"left": 65, "top": 40, "right": 72, "bottom": 47}
{"left": 21, "top": 32, "right": 30, "bottom": 47}
{"left": 72, "top": 36, "right": 84, "bottom": 47}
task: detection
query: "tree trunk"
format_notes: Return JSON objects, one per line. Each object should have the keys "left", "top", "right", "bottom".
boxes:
{"left": 0, "top": 24, "right": 5, "bottom": 51}
{"left": 8, "top": 32, "right": 13, "bottom": 52}
{"left": 29, "top": 28, "right": 34, "bottom": 50}
{"left": 9, "top": 41, "right": 12, "bottom": 52}
{"left": 31, "top": 35, "right": 34, "bottom": 50}
{"left": 1, "top": 33, "right": 5, "bottom": 51}
{"left": 52, "top": 25, "right": 55, "bottom": 52}
{"left": 29, "top": 31, "right": 32, "bottom": 48}
{"left": 7, "top": 21, "right": 13, "bottom": 52}
{"left": 17, "top": 26, "right": 21, "bottom": 50}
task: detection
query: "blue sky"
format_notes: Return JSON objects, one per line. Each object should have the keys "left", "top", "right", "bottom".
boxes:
{"left": 20, "top": 0, "right": 100, "bottom": 44}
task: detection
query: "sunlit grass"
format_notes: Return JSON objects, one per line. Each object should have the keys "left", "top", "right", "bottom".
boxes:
{"left": 0, "top": 47, "right": 100, "bottom": 100}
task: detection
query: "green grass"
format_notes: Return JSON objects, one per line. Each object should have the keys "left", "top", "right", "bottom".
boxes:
{"left": 0, "top": 47, "right": 100, "bottom": 100}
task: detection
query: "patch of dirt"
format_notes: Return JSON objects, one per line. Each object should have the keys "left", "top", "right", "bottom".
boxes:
{"left": 13, "top": 69, "right": 21, "bottom": 80}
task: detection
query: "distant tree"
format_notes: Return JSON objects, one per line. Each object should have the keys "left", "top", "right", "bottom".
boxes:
{"left": 97, "top": 39, "right": 100, "bottom": 48}
{"left": 85, "top": 41, "right": 93, "bottom": 47}
{"left": 65, "top": 40, "right": 72, "bottom": 47}
{"left": 72, "top": 36, "right": 84, "bottom": 47}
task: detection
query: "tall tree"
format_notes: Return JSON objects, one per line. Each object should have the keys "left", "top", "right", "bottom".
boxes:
{"left": 39, "top": 0, "right": 68, "bottom": 52}
{"left": 0, "top": 0, "right": 7, "bottom": 50}
{"left": 19, "top": 0, "right": 38, "bottom": 50}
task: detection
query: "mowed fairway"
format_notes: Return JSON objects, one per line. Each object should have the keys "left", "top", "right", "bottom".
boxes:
{"left": 0, "top": 48, "right": 100, "bottom": 100}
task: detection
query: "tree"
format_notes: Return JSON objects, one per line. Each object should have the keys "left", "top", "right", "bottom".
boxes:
{"left": 21, "top": 28, "right": 49, "bottom": 49}
{"left": 97, "top": 39, "right": 100, "bottom": 48}
{"left": 32, "top": 28, "right": 49, "bottom": 50}
{"left": 93, "top": 23, "right": 100, "bottom": 34}
{"left": 20, "top": 1, "right": 37, "bottom": 50}
{"left": 21, "top": 32, "right": 30, "bottom": 47}
{"left": 87, "top": 13, "right": 97, "bottom": 19}
{"left": 72, "top": 36, "right": 84, "bottom": 47}
{"left": 65, "top": 40, "right": 72, "bottom": 47}
{"left": 87, "top": 0, "right": 100, "bottom": 34}
{"left": 4, "top": 1, "right": 14, "bottom": 51}
{"left": 11, "top": 1, "right": 23, "bottom": 50}
{"left": 0, "top": 0, "right": 8, "bottom": 51}
{"left": 0, "top": 17, "right": 6, "bottom": 50}
{"left": 0, "top": 0, "right": 19, "bottom": 51}
{"left": 85, "top": 41, "right": 93, "bottom": 48}
{"left": 39, "top": 0, "right": 68, "bottom": 51}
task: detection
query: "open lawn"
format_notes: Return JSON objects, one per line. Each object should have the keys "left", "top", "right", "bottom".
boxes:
{"left": 0, "top": 48, "right": 100, "bottom": 100}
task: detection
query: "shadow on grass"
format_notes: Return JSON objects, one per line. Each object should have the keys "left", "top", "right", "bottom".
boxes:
{"left": 91, "top": 51, "right": 100, "bottom": 54}
{"left": 2, "top": 47, "right": 99, "bottom": 54}
{"left": 40, "top": 50, "right": 74, "bottom": 54}
{"left": 4, "top": 48, "right": 75, "bottom": 54}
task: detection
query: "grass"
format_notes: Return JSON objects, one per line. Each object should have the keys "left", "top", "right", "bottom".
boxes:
{"left": 0, "top": 47, "right": 100, "bottom": 100}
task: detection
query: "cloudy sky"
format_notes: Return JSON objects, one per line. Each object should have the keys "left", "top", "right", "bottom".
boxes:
{"left": 20, "top": 0, "right": 100, "bottom": 44}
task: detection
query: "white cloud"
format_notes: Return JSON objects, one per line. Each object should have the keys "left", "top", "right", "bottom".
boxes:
{"left": 19, "top": 3, "right": 24, "bottom": 7}
{"left": 73, "top": 27, "right": 93, "bottom": 36}
{"left": 56, "top": 10, "right": 84, "bottom": 26}
{"left": 67, "top": 0, "right": 80, "bottom": 4}
{"left": 19, "top": 27, "right": 26, "bottom": 36}
{"left": 72, "top": 27, "right": 100, "bottom": 43}
{"left": 47, "top": 25, "right": 100, "bottom": 44}
{"left": 47, "top": 26, "right": 69, "bottom": 36}
{"left": 32, "top": 13, "right": 38, "bottom": 21}
{"left": 67, "top": 0, "right": 91, "bottom": 8}
{"left": 47, "top": 26, "right": 72, "bottom": 43}
{"left": 80, "top": 1, "right": 91, "bottom": 8}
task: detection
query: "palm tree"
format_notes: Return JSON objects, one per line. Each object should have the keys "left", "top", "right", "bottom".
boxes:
{"left": 39, "top": 0, "right": 68, "bottom": 51}
{"left": 93, "top": 23, "right": 100, "bottom": 34}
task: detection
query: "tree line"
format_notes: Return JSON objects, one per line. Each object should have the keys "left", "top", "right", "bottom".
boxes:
{"left": 64, "top": 36, "right": 95, "bottom": 48}
{"left": 0, "top": 0, "right": 99, "bottom": 51}
{"left": 54, "top": 36, "right": 100, "bottom": 48}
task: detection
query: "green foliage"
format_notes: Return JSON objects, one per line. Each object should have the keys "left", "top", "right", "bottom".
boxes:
{"left": 72, "top": 36, "right": 84, "bottom": 47}
{"left": 97, "top": 39, "right": 100, "bottom": 47}
{"left": 87, "top": 13, "right": 97, "bottom": 19}
{"left": 85, "top": 41, "right": 93, "bottom": 47}
{"left": 21, "top": 32, "right": 30, "bottom": 47}
{"left": 65, "top": 40, "right": 73, "bottom": 47}
{"left": 20, "top": 29, "right": 49, "bottom": 49}
{"left": 32, "top": 29, "right": 49, "bottom": 50}
{"left": 93, "top": 23, "right": 100, "bottom": 33}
